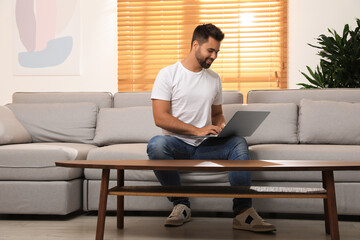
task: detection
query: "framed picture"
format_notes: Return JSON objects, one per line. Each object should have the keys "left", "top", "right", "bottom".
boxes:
{"left": 13, "top": 0, "right": 80, "bottom": 75}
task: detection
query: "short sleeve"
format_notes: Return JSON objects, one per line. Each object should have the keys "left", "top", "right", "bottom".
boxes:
{"left": 151, "top": 68, "right": 172, "bottom": 101}
{"left": 213, "top": 75, "right": 223, "bottom": 105}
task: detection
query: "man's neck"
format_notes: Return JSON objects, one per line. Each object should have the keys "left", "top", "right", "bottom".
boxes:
{"left": 181, "top": 55, "right": 202, "bottom": 73}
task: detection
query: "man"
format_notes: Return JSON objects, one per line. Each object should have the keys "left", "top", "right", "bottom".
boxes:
{"left": 147, "top": 23, "right": 276, "bottom": 232}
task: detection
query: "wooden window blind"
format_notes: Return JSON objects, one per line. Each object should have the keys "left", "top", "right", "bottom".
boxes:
{"left": 118, "top": 0, "right": 287, "bottom": 97}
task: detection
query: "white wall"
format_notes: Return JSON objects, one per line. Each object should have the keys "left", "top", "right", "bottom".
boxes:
{"left": 1, "top": 0, "right": 359, "bottom": 105}
{"left": 288, "top": 0, "right": 360, "bottom": 89}
{"left": 0, "top": 0, "right": 117, "bottom": 105}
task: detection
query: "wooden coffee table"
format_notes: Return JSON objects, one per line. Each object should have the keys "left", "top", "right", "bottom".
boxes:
{"left": 56, "top": 159, "right": 360, "bottom": 240}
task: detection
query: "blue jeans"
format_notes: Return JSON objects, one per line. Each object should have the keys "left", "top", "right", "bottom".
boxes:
{"left": 147, "top": 135, "right": 252, "bottom": 215}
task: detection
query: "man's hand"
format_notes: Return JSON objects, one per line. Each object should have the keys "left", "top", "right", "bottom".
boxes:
{"left": 194, "top": 125, "right": 222, "bottom": 136}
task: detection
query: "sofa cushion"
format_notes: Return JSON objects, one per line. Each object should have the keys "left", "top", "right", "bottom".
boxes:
{"left": 87, "top": 143, "right": 149, "bottom": 161}
{"left": 0, "top": 106, "right": 32, "bottom": 145}
{"left": 0, "top": 180, "right": 82, "bottom": 214}
{"left": 0, "top": 142, "right": 97, "bottom": 180}
{"left": 222, "top": 91, "right": 243, "bottom": 104}
{"left": 299, "top": 99, "right": 360, "bottom": 144}
{"left": 250, "top": 144, "right": 360, "bottom": 182}
{"left": 222, "top": 103, "right": 298, "bottom": 145}
{"left": 86, "top": 143, "right": 152, "bottom": 181}
{"left": 7, "top": 102, "right": 98, "bottom": 144}
{"left": 94, "top": 107, "right": 162, "bottom": 145}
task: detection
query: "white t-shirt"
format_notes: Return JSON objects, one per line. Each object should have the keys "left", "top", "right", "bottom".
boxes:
{"left": 151, "top": 61, "right": 223, "bottom": 146}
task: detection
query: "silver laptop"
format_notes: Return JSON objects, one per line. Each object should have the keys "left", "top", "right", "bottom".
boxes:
{"left": 206, "top": 111, "right": 270, "bottom": 138}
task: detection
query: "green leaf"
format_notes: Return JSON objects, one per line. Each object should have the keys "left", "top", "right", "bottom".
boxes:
{"left": 335, "top": 36, "right": 342, "bottom": 47}
{"left": 302, "top": 19, "right": 360, "bottom": 89}
{"left": 301, "top": 68, "right": 323, "bottom": 88}
{"left": 296, "top": 83, "right": 318, "bottom": 89}
{"left": 308, "top": 43, "right": 322, "bottom": 49}
{"left": 305, "top": 66, "right": 316, "bottom": 79}
{"left": 343, "top": 24, "right": 350, "bottom": 41}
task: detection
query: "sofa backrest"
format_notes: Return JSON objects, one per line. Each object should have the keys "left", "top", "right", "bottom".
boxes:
{"left": 113, "top": 90, "right": 243, "bottom": 108}
{"left": 247, "top": 89, "right": 360, "bottom": 104}
{"left": 12, "top": 92, "right": 113, "bottom": 109}
{"left": 114, "top": 92, "right": 152, "bottom": 108}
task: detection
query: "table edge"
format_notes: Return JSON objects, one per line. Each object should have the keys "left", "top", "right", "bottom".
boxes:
{"left": 55, "top": 160, "right": 360, "bottom": 171}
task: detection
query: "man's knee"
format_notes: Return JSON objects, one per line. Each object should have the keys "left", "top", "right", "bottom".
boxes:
{"left": 148, "top": 135, "right": 167, "bottom": 147}
{"left": 147, "top": 135, "right": 171, "bottom": 159}
{"left": 231, "top": 136, "right": 248, "bottom": 148}
{"left": 228, "top": 136, "right": 249, "bottom": 160}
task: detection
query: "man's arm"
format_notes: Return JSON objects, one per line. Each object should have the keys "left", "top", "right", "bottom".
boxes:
{"left": 211, "top": 104, "right": 226, "bottom": 130}
{"left": 152, "top": 99, "right": 222, "bottom": 136}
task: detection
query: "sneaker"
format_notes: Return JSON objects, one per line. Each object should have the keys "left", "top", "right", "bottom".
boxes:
{"left": 164, "top": 204, "right": 191, "bottom": 226}
{"left": 233, "top": 207, "right": 276, "bottom": 232}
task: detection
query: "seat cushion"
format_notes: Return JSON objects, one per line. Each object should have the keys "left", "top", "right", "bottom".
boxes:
{"left": 87, "top": 143, "right": 149, "bottom": 160}
{"left": 250, "top": 144, "right": 360, "bottom": 182}
{"left": 86, "top": 144, "right": 150, "bottom": 180}
{"left": 0, "top": 142, "right": 97, "bottom": 180}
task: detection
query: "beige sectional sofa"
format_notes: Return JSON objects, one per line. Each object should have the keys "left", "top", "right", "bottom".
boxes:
{"left": 1, "top": 89, "right": 360, "bottom": 216}
{"left": 0, "top": 92, "right": 112, "bottom": 214}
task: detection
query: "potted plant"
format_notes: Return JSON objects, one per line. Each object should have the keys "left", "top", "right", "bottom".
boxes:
{"left": 297, "top": 19, "right": 360, "bottom": 88}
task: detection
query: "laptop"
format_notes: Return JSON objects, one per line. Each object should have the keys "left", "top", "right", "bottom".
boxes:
{"left": 205, "top": 110, "right": 270, "bottom": 138}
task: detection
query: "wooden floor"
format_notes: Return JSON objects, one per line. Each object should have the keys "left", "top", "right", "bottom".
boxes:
{"left": 1, "top": 214, "right": 360, "bottom": 240}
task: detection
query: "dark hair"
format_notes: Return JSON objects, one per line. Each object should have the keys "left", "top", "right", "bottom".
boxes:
{"left": 191, "top": 23, "right": 225, "bottom": 48}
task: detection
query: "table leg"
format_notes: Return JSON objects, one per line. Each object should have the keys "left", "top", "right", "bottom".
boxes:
{"left": 96, "top": 169, "right": 110, "bottom": 240}
{"left": 322, "top": 171, "right": 339, "bottom": 240}
{"left": 323, "top": 172, "right": 330, "bottom": 234}
{"left": 117, "top": 169, "right": 124, "bottom": 229}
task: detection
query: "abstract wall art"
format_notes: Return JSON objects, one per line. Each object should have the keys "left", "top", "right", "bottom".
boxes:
{"left": 13, "top": 0, "right": 80, "bottom": 75}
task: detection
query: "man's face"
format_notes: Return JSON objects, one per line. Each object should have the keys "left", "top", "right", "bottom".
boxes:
{"left": 194, "top": 37, "right": 221, "bottom": 69}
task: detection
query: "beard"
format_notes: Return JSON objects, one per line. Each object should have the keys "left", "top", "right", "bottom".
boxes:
{"left": 195, "top": 49, "right": 213, "bottom": 69}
